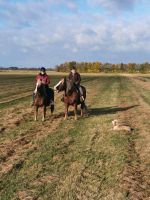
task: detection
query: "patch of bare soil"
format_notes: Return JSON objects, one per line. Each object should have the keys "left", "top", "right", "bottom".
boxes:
{"left": 17, "top": 189, "right": 37, "bottom": 200}
{"left": 117, "top": 78, "right": 150, "bottom": 199}
{"left": 32, "top": 175, "right": 59, "bottom": 187}
{"left": 0, "top": 106, "right": 33, "bottom": 131}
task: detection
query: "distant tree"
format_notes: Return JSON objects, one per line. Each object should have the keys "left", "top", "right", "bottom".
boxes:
{"left": 9, "top": 66, "right": 18, "bottom": 70}
{"left": 55, "top": 61, "right": 150, "bottom": 73}
{"left": 127, "top": 63, "right": 137, "bottom": 73}
{"left": 139, "top": 62, "right": 150, "bottom": 73}
{"left": 102, "top": 63, "right": 112, "bottom": 73}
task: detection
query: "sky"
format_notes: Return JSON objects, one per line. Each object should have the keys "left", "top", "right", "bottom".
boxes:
{"left": 0, "top": 0, "right": 150, "bottom": 67}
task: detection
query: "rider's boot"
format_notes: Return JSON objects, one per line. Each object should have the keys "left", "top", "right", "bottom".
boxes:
{"left": 79, "top": 86, "right": 84, "bottom": 102}
{"left": 80, "top": 95, "right": 84, "bottom": 102}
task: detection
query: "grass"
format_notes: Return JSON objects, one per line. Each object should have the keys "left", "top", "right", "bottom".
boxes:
{"left": 0, "top": 73, "right": 150, "bottom": 199}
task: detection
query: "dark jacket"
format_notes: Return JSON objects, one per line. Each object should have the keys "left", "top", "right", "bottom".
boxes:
{"left": 68, "top": 72, "right": 81, "bottom": 85}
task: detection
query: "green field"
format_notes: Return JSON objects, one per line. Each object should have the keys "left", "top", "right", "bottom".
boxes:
{"left": 0, "top": 73, "right": 150, "bottom": 200}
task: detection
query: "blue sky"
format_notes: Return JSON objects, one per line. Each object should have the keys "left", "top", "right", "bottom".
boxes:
{"left": 0, "top": 0, "right": 150, "bottom": 67}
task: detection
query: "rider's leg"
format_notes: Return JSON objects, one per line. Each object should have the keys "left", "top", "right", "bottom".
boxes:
{"left": 79, "top": 86, "right": 84, "bottom": 101}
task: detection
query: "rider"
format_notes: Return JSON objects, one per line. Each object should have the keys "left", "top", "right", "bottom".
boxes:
{"left": 36, "top": 67, "right": 50, "bottom": 85}
{"left": 68, "top": 65, "right": 84, "bottom": 102}
{"left": 31, "top": 67, "right": 53, "bottom": 105}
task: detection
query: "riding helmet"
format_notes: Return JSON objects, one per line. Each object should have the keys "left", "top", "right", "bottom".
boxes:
{"left": 71, "top": 66, "right": 76, "bottom": 70}
{"left": 40, "top": 67, "right": 46, "bottom": 72}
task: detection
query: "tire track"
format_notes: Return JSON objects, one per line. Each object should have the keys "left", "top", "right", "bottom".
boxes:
{"left": 122, "top": 132, "right": 148, "bottom": 200}
{"left": 72, "top": 129, "right": 106, "bottom": 200}
{"left": 118, "top": 77, "right": 150, "bottom": 199}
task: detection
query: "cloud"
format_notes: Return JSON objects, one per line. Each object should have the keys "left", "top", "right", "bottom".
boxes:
{"left": 0, "top": 0, "right": 150, "bottom": 66}
{"left": 87, "top": 0, "right": 140, "bottom": 12}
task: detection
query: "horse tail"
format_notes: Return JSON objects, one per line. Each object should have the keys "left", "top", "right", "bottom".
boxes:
{"left": 80, "top": 86, "right": 88, "bottom": 112}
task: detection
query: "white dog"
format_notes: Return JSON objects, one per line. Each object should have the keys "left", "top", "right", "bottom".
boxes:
{"left": 112, "top": 119, "right": 133, "bottom": 132}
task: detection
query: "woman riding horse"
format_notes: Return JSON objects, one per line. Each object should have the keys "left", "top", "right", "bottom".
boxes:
{"left": 54, "top": 71, "right": 86, "bottom": 120}
{"left": 68, "top": 66, "right": 84, "bottom": 102}
{"left": 33, "top": 67, "right": 54, "bottom": 121}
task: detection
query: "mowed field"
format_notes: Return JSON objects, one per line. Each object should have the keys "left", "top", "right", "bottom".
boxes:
{"left": 0, "top": 72, "right": 150, "bottom": 200}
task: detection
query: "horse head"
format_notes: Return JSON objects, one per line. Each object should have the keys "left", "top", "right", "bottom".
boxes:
{"left": 54, "top": 78, "right": 66, "bottom": 92}
{"left": 54, "top": 77, "right": 75, "bottom": 95}
{"left": 35, "top": 79, "right": 46, "bottom": 96}
{"left": 65, "top": 78, "right": 75, "bottom": 95}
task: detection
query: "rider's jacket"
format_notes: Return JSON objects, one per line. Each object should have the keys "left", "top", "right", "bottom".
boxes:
{"left": 36, "top": 73, "right": 50, "bottom": 85}
{"left": 68, "top": 72, "right": 81, "bottom": 85}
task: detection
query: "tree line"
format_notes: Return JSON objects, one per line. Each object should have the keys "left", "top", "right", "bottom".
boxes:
{"left": 55, "top": 61, "right": 150, "bottom": 73}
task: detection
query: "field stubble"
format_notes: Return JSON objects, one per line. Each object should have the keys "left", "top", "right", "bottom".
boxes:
{"left": 0, "top": 73, "right": 150, "bottom": 200}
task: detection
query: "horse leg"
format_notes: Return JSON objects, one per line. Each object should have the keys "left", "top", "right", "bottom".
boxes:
{"left": 34, "top": 106, "right": 38, "bottom": 121}
{"left": 74, "top": 104, "right": 78, "bottom": 120}
{"left": 81, "top": 107, "right": 83, "bottom": 117}
{"left": 64, "top": 104, "right": 68, "bottom": 120}
{"left": 42, "top": 106, "right": 46, "bottom": 121}
{"left": 50, "top": 104, "right": 54, "bottom": 115}
{"left": 80, "top": 102, "right": 85, "bottom": 117}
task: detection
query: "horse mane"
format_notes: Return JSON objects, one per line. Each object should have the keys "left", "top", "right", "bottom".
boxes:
{"left": 36, "top": 83, "right": 47, "bottom": 97}
{"left": 65, "top": 77, "right": 77, "bottom": 96}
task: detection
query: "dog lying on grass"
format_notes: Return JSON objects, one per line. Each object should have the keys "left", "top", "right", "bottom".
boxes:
{"left": 112, "top": 119, "right": 133, "bottom": 132}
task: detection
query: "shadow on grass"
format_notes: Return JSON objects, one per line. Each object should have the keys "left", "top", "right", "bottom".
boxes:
{"left": 88, "top": 105, "right": 139, "bottom": 116}
{"left": 53, "top": 105, "right": 139, "bottom": 119}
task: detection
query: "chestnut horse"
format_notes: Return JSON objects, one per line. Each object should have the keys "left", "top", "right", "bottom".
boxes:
{"left": 54, "top": 77, "right": 86, "bottom": 120}
{"left": 34, "top": 80, "right": 54, "bottom": 121}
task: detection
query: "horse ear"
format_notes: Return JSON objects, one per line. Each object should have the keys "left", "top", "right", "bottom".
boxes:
{"left": 64, "top": 77, "right": 67, "bottom": 82}
{"left": 65, "top": 77, "right": 69, "bottom": 82}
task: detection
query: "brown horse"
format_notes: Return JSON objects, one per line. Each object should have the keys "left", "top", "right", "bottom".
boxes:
{"left": 34, "top": 80, "right": 54, "bottom": 121}
{"left": 54, "top": 77, "right": 86, "bottom": 120}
